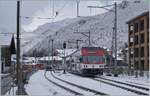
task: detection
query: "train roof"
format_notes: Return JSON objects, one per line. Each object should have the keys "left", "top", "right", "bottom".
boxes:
{"left": 81, "top": 47, "right": 104, "bottom": 50}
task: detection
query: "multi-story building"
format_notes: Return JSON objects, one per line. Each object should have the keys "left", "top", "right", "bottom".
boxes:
{"left": 127, "top": 11, "right": 149, "bottom": 71}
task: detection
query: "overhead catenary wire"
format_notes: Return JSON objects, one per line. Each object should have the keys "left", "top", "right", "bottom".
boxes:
{"left": 20, "top": 16, "right": 54, "bottom": 20}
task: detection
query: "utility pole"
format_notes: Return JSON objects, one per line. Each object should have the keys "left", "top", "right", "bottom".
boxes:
{"left": 48, "top": 39, "right": 50, "bottom": 68}
{"left": 89, "top": 30, "right": 91, "bottom": 46}
{"left": 51, "top": 39, "right": 54, "bottom": 70}
{"left": 16, "top": 1, "right": 23, "bottom": 95}
{"left": 110, "top": 27, "right": 115, "bottom": 69}
{"left": 0, "top": 45, "right": 1, "bottom": 73}
{"left": 114, "top": 2, "right": 118, "bottom": 76}
{"left": 88, "top": 2, "right": 118, "bottom": 76}
{"left": 76, "top": 0, "right": 80, "bottom": 17}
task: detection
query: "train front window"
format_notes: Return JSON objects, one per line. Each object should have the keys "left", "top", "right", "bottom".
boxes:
{"left": 82, "top": 56, "right": 104, "bottom": 63}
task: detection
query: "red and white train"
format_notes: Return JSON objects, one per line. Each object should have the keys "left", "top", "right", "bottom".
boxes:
{"left": 69, "top": 47, "right": 106, "bottom": 76}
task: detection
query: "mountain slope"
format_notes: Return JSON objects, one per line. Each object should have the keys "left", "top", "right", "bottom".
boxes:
{"left": 22, "top": 0, "right": 149, "bottom": 55}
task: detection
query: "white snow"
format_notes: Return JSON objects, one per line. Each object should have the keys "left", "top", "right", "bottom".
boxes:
{"left": 25, "top": 70, "right": 73, "bottom": 96}
{"left": 49, "top": 71, "right": 137, "bottom": 95}
{"left": 45, "top": 71, "right": 95, "bottom": 95}
{"left": 102, "top": 73, "right": 149, "bottom": 88}
{"left": 5, "top": 87, "right": 17, "bottom": 96}
{"left": 22, "top": 0, "right": 149, "bottom": 54}
{"left": 56, "top": 49, "right": 78, "bottom": 57}
{"left": 39, "top": 56, "right": 62, "bottom": 61}
{"left": 94, "top": 77, "right": 149, "bottom": 94}
{"left": 0, "top": 34, "right": 12, "bottom": 46}
{"left": 8, "top": 70, "right": 149, "bottom": 95}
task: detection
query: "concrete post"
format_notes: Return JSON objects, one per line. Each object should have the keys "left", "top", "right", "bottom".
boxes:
{"left": 0, "top": 45, "right": 1, "bottom": 73}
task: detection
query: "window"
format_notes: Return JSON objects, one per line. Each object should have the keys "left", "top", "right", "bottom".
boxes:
{"left": 130, "top": 48, "right": 133, "bottom": 58}
{"left": 141, "top": 60, "right": 144, "bottom": 70}
{"left": 148, "top": 46, "right": 149, "bottom": 57}
{"left": 141, "top": 47, "right": 144, "bottom": 57}
{"left": 83, "top": 56, "right": 105, "bottom": 63}
{"left": 134, "top": 22, "right": 139, "bottom": 32}
{"left": 140, "top": 20, "right": 144, "bottom": 31}
{"left": 147, "top": 31, "right": 149, "bottom": 43}
{"left": 130, "top": 37, "right": 133, "bottom": 42}
{"left": 134, "top": 35, "right": 139, "bottom": 45}
{"left": 147, "top": 17, "right": 149, "bottom": 29}
{"left": 140, "top": 33, "right": 144, "bottom": 44}
{"left": 130, "top": 25, "right": 134, "bottom": 31}
{"left": 129, "top": 25, "right": 134, "bottom": 34}
{"left": 130, "top": 37, "right": 133, "bottom": 46}
{"left": 135, "top": 61, "right": 139, "bottom": 70}
{"left": 134, "top": 48, "right": 139, "bottom": 57}
{"left": 148, "top": 60, "right": 149, "bottom": 70}
{"left": 130, "top": 54, "right": 133, "bottom": 58}
{"left": 131, "top": 48, "right": 133, "bottom": 54}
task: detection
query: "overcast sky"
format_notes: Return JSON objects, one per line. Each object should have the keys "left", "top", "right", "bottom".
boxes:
{"left": 0, "top": 0, "right": 122, "bottom": 33}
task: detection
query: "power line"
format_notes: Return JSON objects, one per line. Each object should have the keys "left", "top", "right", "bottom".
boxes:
{"left": 20, "top": 16, "right": 54, "bottom": 20}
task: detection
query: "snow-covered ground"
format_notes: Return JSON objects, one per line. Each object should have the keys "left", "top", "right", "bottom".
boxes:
{"left": 6, "top": 70, "right": 149, "bottom": 95}
{"left": 25, "top": 70, "right": 73, "bottom": 96}
{"left": 102, "top": 73, "right": 149, "bottom": 88}
{"left": 49, "top": 71, "right": 137, "bottom": 95}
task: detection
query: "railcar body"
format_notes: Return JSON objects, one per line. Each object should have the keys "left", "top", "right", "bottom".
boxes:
{"left": 69, "top": 47, "right": 106, "bottom": 76}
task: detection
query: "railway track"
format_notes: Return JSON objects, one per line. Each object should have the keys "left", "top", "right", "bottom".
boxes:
{"left": 70, "top": 72, "right": 149, "bottom": 95}
{"left": 45, "top": 71, "right": 107, "bottom": 95}
{"left": 96, "top": 76, "right": 149, "bottom": 91}
{"left": 91, "top": 78, "right": 149, "bottom": 95}
{"left": 44, "top": 71, "right": 82, "bottom": 95}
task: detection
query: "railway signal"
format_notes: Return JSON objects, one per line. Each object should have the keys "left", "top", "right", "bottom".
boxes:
{"left": 63, "top": 41, "right": 66, "bottom": 74}
{"left": 63, "top": 42, "right": 66, "bottom": 49}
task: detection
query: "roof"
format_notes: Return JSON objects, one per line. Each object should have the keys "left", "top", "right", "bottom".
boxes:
{"left": 39, "top": 56, "right": 62, "bottom": 61}
{"left": 82, "top": 47, "right": 103, "bottom": 50}
{"left": 126, "top": 11, "right": 149, "bottom": 24}
{"left": 0, "top": 34, "right": 13, "bottom": 46}
{"left": 117, "top": 57, "right": 123, "bottom": 61}
{"left": 56, "top": 49, "right": 77, "bottom": 57}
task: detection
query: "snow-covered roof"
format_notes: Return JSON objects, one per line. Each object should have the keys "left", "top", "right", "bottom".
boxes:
{"left": 39, "top": 56, "right": 62, "bottom": 61}
{"left": 126, "top": 11, "right": 149, "bottom": 24}
{"left": 117, "top": 50, "right": 123, "bottom": 54}
{"left": 106, "top": 48, "right": 111, "bottom": 52}
{"left": 125, "top": 48, "right": 128, "bottom": 51}
{"left": 56, "top": 49, "right": 77, "bottom": 57}
{"left": 117, "top": 57, "right": 123, "bottom": 61}
{"left": 0, "top": 34, "right": 13, "bottom": 46}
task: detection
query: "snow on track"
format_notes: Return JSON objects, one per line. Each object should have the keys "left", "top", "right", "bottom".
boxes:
{"left": 101, "top": 75, "right": 149, "bottom": 88}
{"left": 93, "top": 77, "right": 149, "bottom": 95}
{"left": 52, "top": 71, "right": 137, "bottom": 95}
{"left": 46, "top": 71, "right": 98, "bottom": 95}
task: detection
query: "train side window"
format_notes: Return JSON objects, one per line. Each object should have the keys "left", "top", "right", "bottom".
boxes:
{"left": 79, "top": 57, "right": 83, "bottom": 63}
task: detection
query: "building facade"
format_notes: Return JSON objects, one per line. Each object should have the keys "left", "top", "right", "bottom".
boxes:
{"left": 127, "top": 11, "right": 149, "bottom": 71}
{"left": 0, "top": 34, "right": 16, "bottom": 73}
